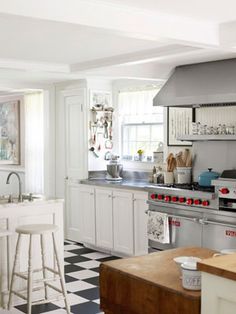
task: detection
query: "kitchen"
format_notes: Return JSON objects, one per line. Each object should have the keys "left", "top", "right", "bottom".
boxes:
{"left": 0, "top": 1, "right": 236, "bottom": 314}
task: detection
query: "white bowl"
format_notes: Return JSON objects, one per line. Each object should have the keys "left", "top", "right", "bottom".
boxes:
{"left": 173, "top": 256, "right": 202, "bottom": 272}
{"left": 220, "top": 249, "right": 236, "bottom": 255}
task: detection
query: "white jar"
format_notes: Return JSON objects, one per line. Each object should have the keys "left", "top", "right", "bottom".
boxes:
{"left": 181, "top": 262, "right": 201, "bottom": 291}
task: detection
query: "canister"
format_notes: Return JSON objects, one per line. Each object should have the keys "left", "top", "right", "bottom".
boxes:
{"left": 181, "top": 262, "right": 201, "bottom": 291}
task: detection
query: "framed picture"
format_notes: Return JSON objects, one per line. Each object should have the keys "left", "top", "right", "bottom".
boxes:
{"left": 90, "top": 90, "right": 112, "bottom": 108}
{"left": 167, "top": 107, "right": 195, "bottom": 146}
{"left": 0, "top": 100, "right": 20, "bottom": 164}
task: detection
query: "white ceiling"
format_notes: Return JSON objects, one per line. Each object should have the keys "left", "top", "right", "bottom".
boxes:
{"left": 0, "top": 0, "right": 235, "bottom": 88}
{"left": 0, "top": 14, "right": 166, "bottom": 64}
{"left": 102, "top": 0, "right": 236, "bottom": 23}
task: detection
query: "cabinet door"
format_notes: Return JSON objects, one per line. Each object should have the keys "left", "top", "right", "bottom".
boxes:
{"left": 79, "top": 185, "right": 96, "bottom": 245}
{"left": 113, "top": 190, "right": 134, "bottom": 255}
{"left": 133, "top": 192, "right": 148, "bottom": 256}
{"left": 66, "top": 184, "right": 95, "bottom": 245}
{"left": 66, "top": 182, "right": 82, "bottom": 242}
{"left": 95, "top": 188, "right": 113, "bottom": 250}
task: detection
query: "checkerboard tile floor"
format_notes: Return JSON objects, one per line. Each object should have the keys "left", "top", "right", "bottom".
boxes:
{"left": 13, "top": 240, "right": 120, "bottom": 314}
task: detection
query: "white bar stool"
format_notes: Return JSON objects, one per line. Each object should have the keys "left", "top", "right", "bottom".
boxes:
{"left": 0, "top": 228, "right": 12, "bottom": 309}
{"left": 8, "top": 224, "right": 70, "bottom": 314}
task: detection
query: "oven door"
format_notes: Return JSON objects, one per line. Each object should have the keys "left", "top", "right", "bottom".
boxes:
{"left": 202, "top": 213, "right": 236, "bottom": 250}
{"left": 148, "top": 205, "right": 202, "bottom": 251}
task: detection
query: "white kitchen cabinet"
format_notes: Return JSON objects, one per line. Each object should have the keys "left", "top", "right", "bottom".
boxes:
{"left": 79, "top": 185, "right": 96, "bottom": 245}
{"left": 66, "top": 182, "right": 82, "bottom": 242}
{"left": 72, "top": 184, "right": 148, "bottom": 257}
{"left": 113, "top": 190, "right": 134, "bottom": 255}
{"left": 95, "top": 188, "right": 113, "bottom": 250}
{"left": 133, "top": 192, "right": 148, "bottom": 255}
{"left": 201, "top": 273, "right": 236, "bottom": 314}
{"left": 66, "top": 183, "right": 95, "bottom": 245}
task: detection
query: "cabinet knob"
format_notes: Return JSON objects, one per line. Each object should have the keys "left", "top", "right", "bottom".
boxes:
{"left": 133, "top": 198, "right": 136, "bottom": 201}
{"left": 90, "top": 193, "right": 94, "bottom": 196}
{"left": 65, "top": 176, "right": 69, "bottom": 180}
{"left": 108, "top": 195, "right": 112, "bottom": 198}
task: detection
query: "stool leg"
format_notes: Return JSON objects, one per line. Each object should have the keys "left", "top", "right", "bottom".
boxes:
{"left": 27, "top": 234, "right": 33, "bottom": 314}
{"left": 52, "top": 232, "right": 70, "bottom": 314}
{"left": 8, "top": 233, "right": 22, "bottom": 310}
{"left": 40, "top": 234, "right": 48, "bottom": 300}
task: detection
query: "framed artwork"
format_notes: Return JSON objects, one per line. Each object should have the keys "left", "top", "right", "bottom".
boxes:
{"left": 90, "top": 90, "right": 112, "bottom": 108}
{"left": 0, "top": 100, "right": 20, "bottom": 164}
{"left": 167, "top": 107, "right": 195, "bottom": 146}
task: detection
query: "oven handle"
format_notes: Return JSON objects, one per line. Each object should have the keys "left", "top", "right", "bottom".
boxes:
{"left": 199, "top": 218, "right": 236, "bottom": 229}
{"left": 145, "top": 210, "right": 199, "bottom": 223}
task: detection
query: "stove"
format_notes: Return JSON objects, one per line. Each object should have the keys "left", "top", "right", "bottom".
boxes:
{"left": 147, "top": 182, "right": 218, "bottom": 210}
{"left": 146, "top": 172, "right": 236, "bottom": 252}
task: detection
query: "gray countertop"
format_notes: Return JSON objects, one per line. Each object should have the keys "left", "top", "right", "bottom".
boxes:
{"left": 80, "top": 178, "right": 153, "bottom": 191}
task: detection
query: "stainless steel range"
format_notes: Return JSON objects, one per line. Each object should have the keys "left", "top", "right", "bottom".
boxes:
{"left": 147, "top": 175, "right": 236, "bottom": 252}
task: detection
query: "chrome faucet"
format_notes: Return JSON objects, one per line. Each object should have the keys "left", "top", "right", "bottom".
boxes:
{"left": 6, "top": 172, "right": 23, "bottom": 202}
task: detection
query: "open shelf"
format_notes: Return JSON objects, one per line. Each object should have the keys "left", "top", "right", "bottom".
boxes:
{"left": 177, "top": 135, "right": 236, "bottom": 141}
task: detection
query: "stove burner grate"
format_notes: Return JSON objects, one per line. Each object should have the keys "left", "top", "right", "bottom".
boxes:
{"left": 156, "top": 182, "right": 215, "bottom": 193}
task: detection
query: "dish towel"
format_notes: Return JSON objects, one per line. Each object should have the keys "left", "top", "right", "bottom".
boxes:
{"left": 147, "top": 211, "right": 170, "bottom": 244}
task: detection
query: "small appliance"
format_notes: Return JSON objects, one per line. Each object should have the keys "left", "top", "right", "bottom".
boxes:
{"left": 106, "top": 155, "right": 123, "bottom": 181}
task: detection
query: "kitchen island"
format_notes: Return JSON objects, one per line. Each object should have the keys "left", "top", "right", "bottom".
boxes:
{"left": 100, "top": 247, "right": 215, "bottom": 314}
{"left": 0, "top": 199, "right": 64, "bottom": 308}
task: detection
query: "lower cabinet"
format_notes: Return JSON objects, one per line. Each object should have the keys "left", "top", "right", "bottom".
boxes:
{"left": 113, "top": 190, "right": 134, "bottom": 255}
{"left": 67, "top": 184, "right": 148, "bottom": 256}
{"left": 66, "top": 183, "right": 96, "bottom": 245}
{"left": 201, "top": 272, "right": 236, "bottom": 314}
{"left": 133, "top": 192, "right": 148, "bottom": 256}
{"left": 95, "top": 188, "right": 113, "bottom": 250}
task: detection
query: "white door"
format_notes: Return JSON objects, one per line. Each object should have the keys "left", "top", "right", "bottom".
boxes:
{"left": 64, "top": 89, "right": 88, "bottom": 242}
{"left": 65, "top": 90, "right": 87, "bottom": 180}
{"left": 113, "top": 190, "right": 134, "bottom": 255}
{"left": 133, "top": 192, "right": 148, "bottom": 256}
{"left": 79, "top": 185, "right": 96, "bottom": 245}
{"left": 95, "top": 188, "right": 113, "bottom": 250}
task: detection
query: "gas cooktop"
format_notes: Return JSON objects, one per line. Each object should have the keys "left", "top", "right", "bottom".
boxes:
{"left": 155, "top": 183, "right": 215, "bottom": 193}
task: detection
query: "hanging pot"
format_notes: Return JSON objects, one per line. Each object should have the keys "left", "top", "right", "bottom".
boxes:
{"left": 198, "top": 168, "right": 220, "bottom": 187}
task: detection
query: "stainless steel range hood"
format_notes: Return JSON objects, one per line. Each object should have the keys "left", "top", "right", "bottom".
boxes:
{"left": 153, "top": 58, "right": 236, "bottom": 107}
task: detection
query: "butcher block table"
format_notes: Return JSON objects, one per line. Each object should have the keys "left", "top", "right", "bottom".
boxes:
{"left": 100, "top": 247, "right": 215, "bottom": 314}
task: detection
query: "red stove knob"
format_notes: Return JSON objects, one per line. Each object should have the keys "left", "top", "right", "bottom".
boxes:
{"left": 202, "top": 200, "right": 210, "bottom": 206}
{"left": 171, "top": 196, "right": 178, "bottom": 202}
{"left": 219, "top": 188, "right": 229, "bottom": 194}
{"left": 194, "top": 199, "right": 202, "bottom": 205}
{"left": 157, "top": 194, "right": 164, "bottom": 200}
{"left": 150, "top": 193, "right": 157, "bottom": 199}
{"left": 186, "top": 198, "right": 193, "bottom": 205}
{"left": 164, "top": 196, "right": 171, "bottom": 202}
{"left": 179, "top": 197, "right": 186, "bottom": 203}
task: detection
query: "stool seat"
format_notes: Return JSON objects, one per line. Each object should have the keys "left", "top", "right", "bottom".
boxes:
{"left": 16, "top": 224, "right": 58, "bottom": 235}
{"left": 0, "top": 228, "right": 12, "bottom": 237}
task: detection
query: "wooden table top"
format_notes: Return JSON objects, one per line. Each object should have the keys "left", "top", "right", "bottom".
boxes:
{"left": 198, "top": 253, "right": 236, "bottom": 281}
{"left": 102, "top": 247, "right": 215, "bottom": 299}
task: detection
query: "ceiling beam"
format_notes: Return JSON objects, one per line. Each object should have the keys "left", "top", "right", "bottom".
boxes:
{"left": 0, "top": 0, "right": 219, "bottom": 47}
{"left": 71, "top": 45, "right": 201, "bottom": 72}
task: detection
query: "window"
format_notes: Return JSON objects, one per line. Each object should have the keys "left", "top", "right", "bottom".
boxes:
{"left": 118, "top": 89, "right": 164, "bottom": 160}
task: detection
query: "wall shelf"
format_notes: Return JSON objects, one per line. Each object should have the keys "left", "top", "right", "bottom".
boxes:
{"left": 177, "top": 135, "right": 236, "bottom": 141}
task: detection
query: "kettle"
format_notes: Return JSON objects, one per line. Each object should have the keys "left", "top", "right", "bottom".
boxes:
{"left": 198, "top": 168, "right": 220, "bottom": 187}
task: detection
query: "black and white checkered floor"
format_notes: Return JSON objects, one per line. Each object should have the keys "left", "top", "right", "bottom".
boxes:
{"left": 13, "top": 240, "right": 120, "bottom": 314}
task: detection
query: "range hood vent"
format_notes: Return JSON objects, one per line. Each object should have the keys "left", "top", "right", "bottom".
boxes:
{"left": 153, "top": 58, "right": 236, "bottom": 107}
